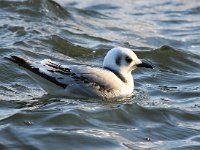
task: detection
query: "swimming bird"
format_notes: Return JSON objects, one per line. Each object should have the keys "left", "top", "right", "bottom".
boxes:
{"left": 8, "top": 47, "right": 153, "bottom": 99}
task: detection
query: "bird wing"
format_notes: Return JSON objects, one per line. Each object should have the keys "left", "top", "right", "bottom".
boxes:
{"left": 8, "top": 56, "right": 122, "bottom": 93}
{"left": 41, "top": 59, "right": 121, "bottom": 91}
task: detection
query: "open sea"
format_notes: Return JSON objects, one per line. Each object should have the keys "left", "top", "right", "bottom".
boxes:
{"left": 0, "top": 0, "right": 200, "bottom": 149}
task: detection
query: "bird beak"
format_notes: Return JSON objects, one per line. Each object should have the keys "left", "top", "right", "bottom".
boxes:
{"left": 136, "top": 61, "right": 153, "bottom": 69}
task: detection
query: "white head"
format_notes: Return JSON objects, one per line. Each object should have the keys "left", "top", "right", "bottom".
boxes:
{"left": 103, "top": 47, "right": 153, "bottom": 77}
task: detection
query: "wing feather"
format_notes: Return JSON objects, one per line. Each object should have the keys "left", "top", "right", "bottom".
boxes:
{"left": 8, "top": 56, "right": 123, "bottom": 97}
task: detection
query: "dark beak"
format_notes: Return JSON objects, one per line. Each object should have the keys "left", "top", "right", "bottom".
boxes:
{"left": 137, "top": 61, "right": 153, "bottom": 69}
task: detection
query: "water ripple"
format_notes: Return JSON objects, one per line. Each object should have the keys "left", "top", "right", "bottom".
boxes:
{"left": 0, "top": 0, "right": 200, "bottom": 149}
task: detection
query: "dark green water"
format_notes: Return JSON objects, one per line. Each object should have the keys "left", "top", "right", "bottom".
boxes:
{"left": 0, "top": 0, "right": 200, "bottom": 149}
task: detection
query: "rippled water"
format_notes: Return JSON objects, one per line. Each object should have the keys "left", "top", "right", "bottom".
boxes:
{"left": 0, "top": 0, "right": 200, "bottom": 149}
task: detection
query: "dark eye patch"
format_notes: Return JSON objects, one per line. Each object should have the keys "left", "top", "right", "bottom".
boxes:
{"left": 125, "top": 56, "right": 132, "bottom": 63}
{"left": 115, "top": 55, "right": 121, "bottom": 66}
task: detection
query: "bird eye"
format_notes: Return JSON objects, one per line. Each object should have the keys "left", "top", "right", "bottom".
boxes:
{"left": 125, "top": 56, "right": 132, "bottom": 63}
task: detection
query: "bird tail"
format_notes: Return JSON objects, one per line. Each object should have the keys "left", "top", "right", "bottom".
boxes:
{"left": 7, "top": 55, "right": 67, "bottom": 90}
{"left": 6, "top": 55, "right": 32, "bottom": 70}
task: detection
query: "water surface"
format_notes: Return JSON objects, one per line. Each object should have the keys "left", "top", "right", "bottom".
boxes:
{"left": 0, "top": 0, "right": 200, "bottom": 149}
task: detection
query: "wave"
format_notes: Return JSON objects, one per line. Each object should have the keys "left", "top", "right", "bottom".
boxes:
{"left": 0, "top": 0, "right": 70, "bottom": 20}
{"left": 137, "top": 45, "right": 200, "bottom": 74}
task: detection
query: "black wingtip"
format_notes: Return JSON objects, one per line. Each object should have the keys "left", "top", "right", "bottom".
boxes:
{"left": 7, "top": 55, "right": 30, "bottom": 66}
{"left": 6, "top": 55, "right": 68, "bottom": 89}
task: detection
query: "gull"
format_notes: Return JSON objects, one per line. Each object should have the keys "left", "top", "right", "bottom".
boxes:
{"left": 8, "top": 47, "right": 153, "bottom": 99}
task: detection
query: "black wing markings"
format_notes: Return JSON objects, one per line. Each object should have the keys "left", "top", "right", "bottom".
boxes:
{"left": 8, "top": 56, "right": 67, "bottom": 88}
{"left": 8, "top": 56, "right": 113, "bottom": 92}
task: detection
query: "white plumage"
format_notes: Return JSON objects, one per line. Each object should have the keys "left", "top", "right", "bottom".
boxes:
{"left": 8, "top": 47, "right": 153, "bottom": 99}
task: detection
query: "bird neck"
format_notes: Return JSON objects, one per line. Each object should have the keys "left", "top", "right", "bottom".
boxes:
{"left": 104, "top": 67, "right": 132, "bottom": 83}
